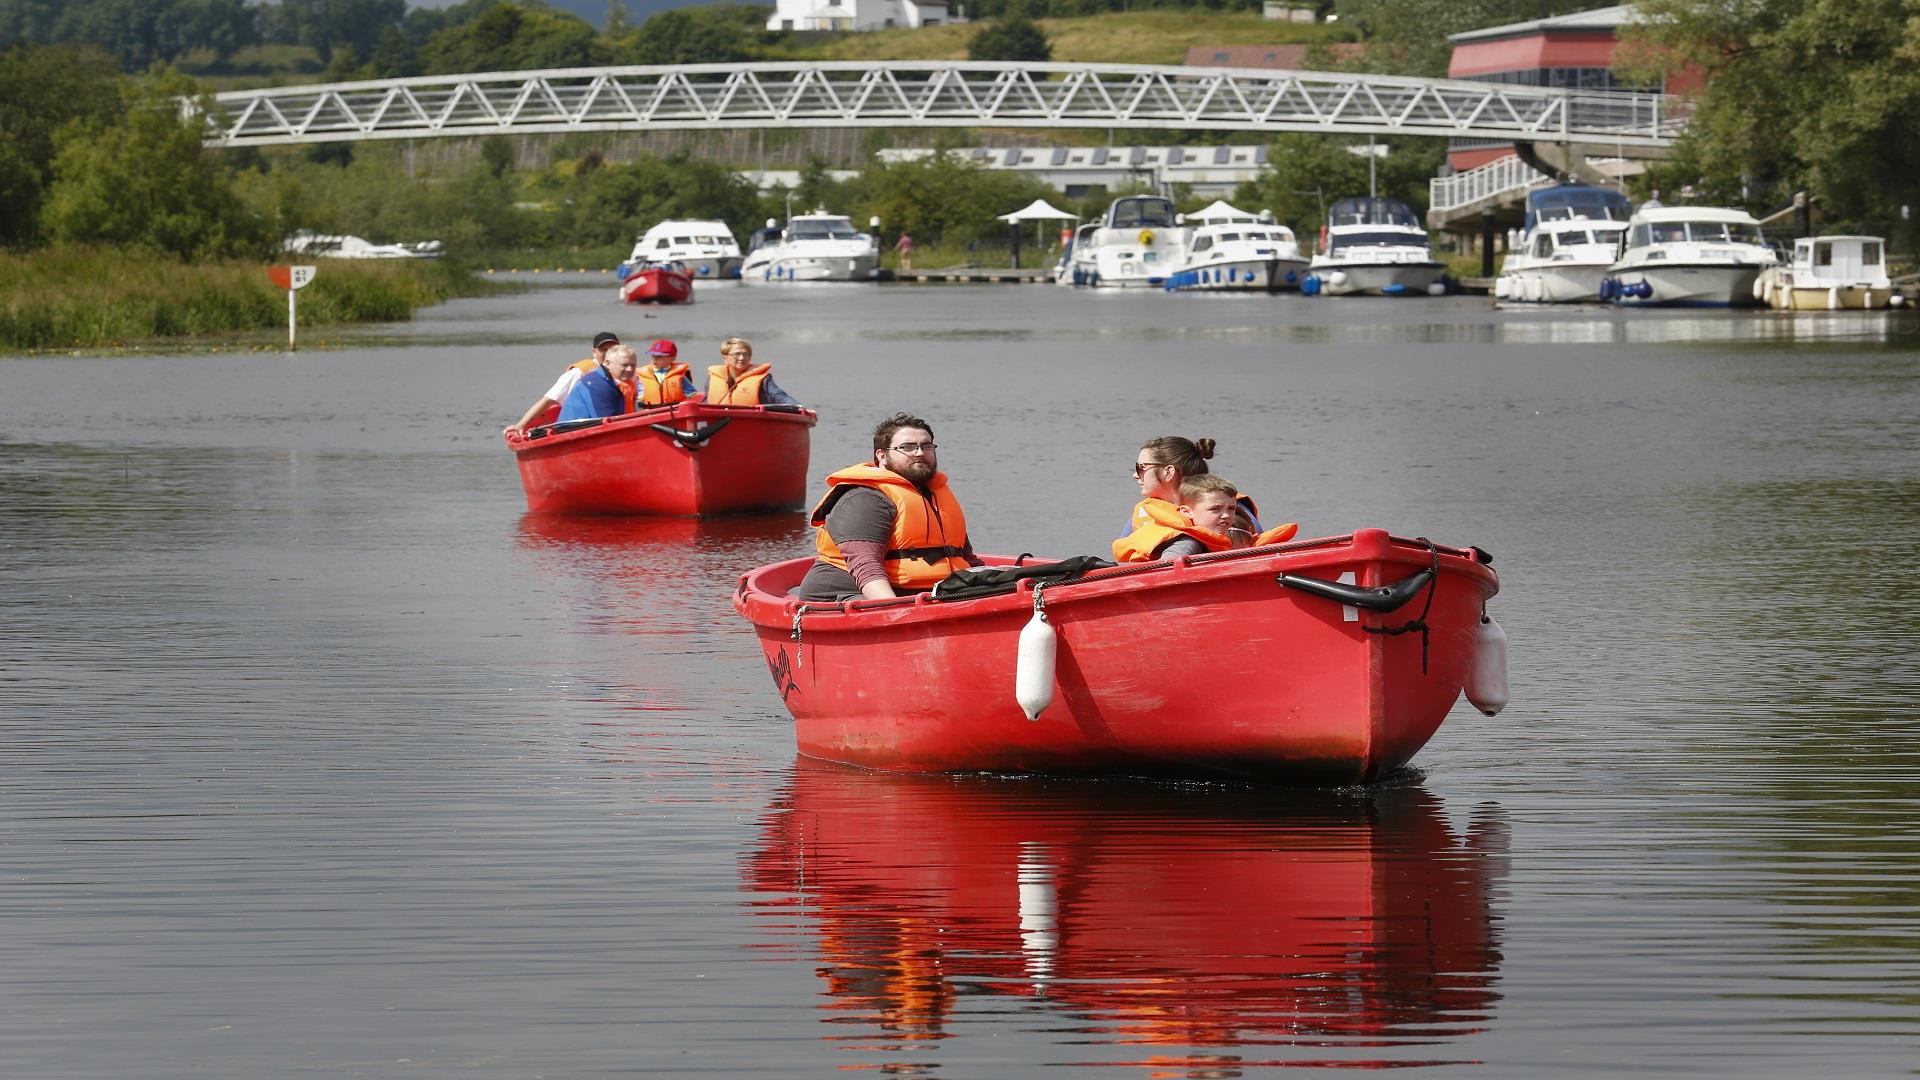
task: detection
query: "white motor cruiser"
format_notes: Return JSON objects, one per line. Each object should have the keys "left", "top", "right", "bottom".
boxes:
{"left": 284, "top": 230, "right": 443, "bottom": 259}
{"left": 1164, "top": 200, "right": 1311, "bottom": 292}
{"left": 1754, "top": 235, "right": 1901, "bottom": 310}
{"left": 618, "top": 219, "right": 743, "bottom": 280}
{"left": 1304, "top": 198, "right": 1445, "bottom": 297}
{"left": 1056, "top": 195, "right": 1192, "bottom": 288}
{"left": 740, "top": 211, "right": 878, "bottom": 283}
{"left": 1601, "top": 205, "right": 1777, "bottom": 307}
{"left": 1494, "top": 186, "right": 1632, "bottom": 304}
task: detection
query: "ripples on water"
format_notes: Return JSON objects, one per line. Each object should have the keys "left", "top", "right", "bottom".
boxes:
{"left": 1, "top": 286, "right": 1917, "bottom": 1076}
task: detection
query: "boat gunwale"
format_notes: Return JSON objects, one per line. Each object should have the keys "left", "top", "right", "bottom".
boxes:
{"left": 735, "top": 532, "right": 1498, "bottom": 628}
{"left": 505, "top": 401, "right": 818, "bottom": 456}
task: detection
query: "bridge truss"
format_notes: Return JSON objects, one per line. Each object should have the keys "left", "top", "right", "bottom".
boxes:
{"left": 206, "top": 62, "right": 1680, "bottom": 149}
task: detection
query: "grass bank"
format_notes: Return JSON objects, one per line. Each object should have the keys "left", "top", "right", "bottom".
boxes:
{"left": 0, "top": 249, "right": 504, "bottom": 352}
{"left": 777, "top": 11, "right": 1345, "bottom": 65}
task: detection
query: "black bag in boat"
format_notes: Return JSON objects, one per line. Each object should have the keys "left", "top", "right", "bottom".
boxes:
{"left": 929, "top": 555, "right": 1114, "bottom": 603}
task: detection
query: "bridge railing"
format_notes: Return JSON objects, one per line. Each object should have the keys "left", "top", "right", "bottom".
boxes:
{"left": 200, "top": 63, "right": 1680, "bottom": 148}
{"left": 1429, "top": 154, "right": 1556, "bottom": 215}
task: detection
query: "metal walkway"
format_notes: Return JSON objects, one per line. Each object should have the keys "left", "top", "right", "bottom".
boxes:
{"left": 204, "top": 62, "right": 1681, "bottom": 148}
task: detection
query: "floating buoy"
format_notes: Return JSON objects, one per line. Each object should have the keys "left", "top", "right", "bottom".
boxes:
{"left": 1465, "top": 614, "right": 1508, "bottom": 717}
{"left": 1014, "top": 588, "right": 1056, "bottom": 721}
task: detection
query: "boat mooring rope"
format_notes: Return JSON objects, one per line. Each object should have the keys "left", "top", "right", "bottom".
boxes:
{"left": 1361, "top": 537, "right": 1440, "bottom": 673}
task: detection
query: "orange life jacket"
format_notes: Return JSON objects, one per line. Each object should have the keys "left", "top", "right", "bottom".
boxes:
{"left": 1113, "top": 500, "right": 1235, "bottom": 562}
{"left": 637, "top": 362, "right": 692, "bottom": 406}
{"left": 1115, "top": 499, "right": 1299, "bottom": 562}
{"left": 812, "top": 464, "right": 971, "bottom": 590}
{"left": 706, "top": 363, "right": 772, "bottom": 406}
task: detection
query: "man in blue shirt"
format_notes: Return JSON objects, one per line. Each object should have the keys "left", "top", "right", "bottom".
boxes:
{"left": 557, "top": 344, "right": 638, "bottom": 422}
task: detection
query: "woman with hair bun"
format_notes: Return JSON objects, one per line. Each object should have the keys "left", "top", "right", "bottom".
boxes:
{"left": 1120, "top": 435, "right": 1269, "bottom": 553}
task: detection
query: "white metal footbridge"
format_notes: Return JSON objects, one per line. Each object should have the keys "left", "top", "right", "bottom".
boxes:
{"left": 205, "top": 61, "right": 1682, "bottom": 149}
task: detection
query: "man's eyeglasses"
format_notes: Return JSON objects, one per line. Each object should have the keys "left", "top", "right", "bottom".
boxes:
{"left": 1133, "top": 461, "right": 1165, "bottom": 477}
{"left": 888, "top": 442, "right": 937, "bottom": 456}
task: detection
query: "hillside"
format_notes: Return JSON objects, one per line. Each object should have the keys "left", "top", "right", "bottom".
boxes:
{"left": 767, "top": 11, "right": 1347, "bottom": 66}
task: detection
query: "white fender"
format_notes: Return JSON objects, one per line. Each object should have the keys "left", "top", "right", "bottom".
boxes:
{"left": 1828, "top": 286, "right": 1840, "bottom": 311}
{"left": 1015, "top": 605, "right": 1057, "bottom": 721}
{"left": 1329, "top": 270, "right": 1348, "bottom": 287}
{"left": 1753, "top": 274, "right": 1767, "bottom": 302}
{"left": 1427, "top": 280, "right": 1447, "bottom": 296}
{"left": 1890, "top": 292, "right": 1905, "bottom": 308}
{"left": 1465, "top": 615, "right": 1508, "bottom": 717}
{"left": 1493, "top": 276, "right": 1511, "bottom": 299}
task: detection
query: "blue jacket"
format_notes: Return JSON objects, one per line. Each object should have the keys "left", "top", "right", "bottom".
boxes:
{"left": 558, "top": 366, "right": 629, "bottom": 422}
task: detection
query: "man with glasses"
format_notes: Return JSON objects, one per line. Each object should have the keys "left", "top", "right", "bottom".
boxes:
{"left": 795, "top": 413, "right": 979, "bottom": 602}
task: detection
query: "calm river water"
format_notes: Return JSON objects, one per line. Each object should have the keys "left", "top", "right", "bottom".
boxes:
{"left": 3, "top": 281, "right": 1918, "bottom": 1076}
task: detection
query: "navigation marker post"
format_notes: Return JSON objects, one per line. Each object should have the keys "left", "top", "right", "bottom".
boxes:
{"left": 266, "top": 265, "right": 317, "bottom": 350}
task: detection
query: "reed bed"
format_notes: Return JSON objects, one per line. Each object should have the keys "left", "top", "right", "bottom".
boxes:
{"left": 0, "top": 249, "right": 489, "bottom": 351}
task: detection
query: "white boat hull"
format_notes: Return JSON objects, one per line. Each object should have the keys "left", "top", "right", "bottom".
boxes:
{"left": 1496, "top": 264, "right": 1608, "bottom": 304}
{"left": 741, "top": 253, "right": 877, "bottom": 283}
{"left": 1166, "top": 256, "right": 1312, "bottom": 292}
{"left": 1605, "top": 264, "right": 1762, "bottom": 307}
{"left": 1307, "top": 261, "right": 1445, "bottom": 297}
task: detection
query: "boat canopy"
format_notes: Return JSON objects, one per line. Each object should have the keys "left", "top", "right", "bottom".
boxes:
{"left": 787, "top": 216, "right": 862, "bottom": 240}
{"left": 1104, "top": 196, "right": 1178, "bottom": 229}
{"left": 1327, "top": 197, "right": 1420, "bottom": 229}
{"left": 1525, "top": 185, "right": 1632, "bottom": 229}
{"left": 1188, "top": 200, "right": 1263, "bottom": 225}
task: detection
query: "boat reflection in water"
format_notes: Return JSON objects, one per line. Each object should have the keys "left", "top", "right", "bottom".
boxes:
{"left": 743, "top": 760, "right": 1509, "bottom": 1072}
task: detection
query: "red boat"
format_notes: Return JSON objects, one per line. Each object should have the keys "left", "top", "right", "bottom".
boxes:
{"left": 733, "top": 529, "right": 1504, "bottom": 784}
{"left": 743, "top": 760, "right": 1505, "bottom": 1058}
{"left": 505, "top": 401, "right": 818, "bottom": 515}
{"left": 620, "top": 263, "right": 692, "bottom": 304}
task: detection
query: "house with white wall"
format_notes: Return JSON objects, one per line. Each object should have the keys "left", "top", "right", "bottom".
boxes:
{"left": 765, "top": 0, "right": 960, "bottom": 32}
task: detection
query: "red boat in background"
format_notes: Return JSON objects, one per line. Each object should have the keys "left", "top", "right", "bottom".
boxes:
{"left": 743, "top": 760, "right": 1506, "bottom": 1060}
{"left": 505, "top": 401, "right": 817, "bottom": 515}
{"left": 734, "top": 529, "right": 1504, "bottom": 784}
{"left": 620, "top": 263, "right": 693, "bottom": 304}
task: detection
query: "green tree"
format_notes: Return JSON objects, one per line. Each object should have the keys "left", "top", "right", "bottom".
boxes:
{"left": 617, "top": 6, "right": 754, "bottom": 65}
{"left": 840, "top": 149, "right": 1056, "bottom": 245}
{"left": 0, "top": 43, "right": 125, "bottom": 247}
{"left": 555, "top": 152, "right": 765, "bottom": 248}
{"left": 417, "top": 2, "right": 601, "bottom": 74}
{"left": 39, "top": 70, "right": 264, "bottom": 258}
{"left": 1620, "top": 0, "right": 1920, "bottom": 226}
{"left": 1231, "top": 133, "right": 1443, "bottom": 234}
{"left": 967, "top": 14, "right": 1052, "bottom": 62}
{"left": 258, "top": 0, "right": 406, "bottom": 65}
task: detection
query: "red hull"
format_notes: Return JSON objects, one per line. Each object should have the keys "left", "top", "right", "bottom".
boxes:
{"left": 621, "top": 267, "right": 692, "bottom": 303}
{"left": 734, "top": 529, "right": 1500, "bottom": 784}
{"left": 743, "top": 760, "right": 1504, "bottom": 1052}
{"left": 505, "top": 402, "right": 817, "bottom": 515}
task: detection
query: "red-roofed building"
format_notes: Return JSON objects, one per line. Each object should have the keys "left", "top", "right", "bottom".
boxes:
{"left": 1183, "top": 43, "right": 1366, "bottom": 69}
{"left": 1446, "top": 4, "right": 1648, "bottom": 172}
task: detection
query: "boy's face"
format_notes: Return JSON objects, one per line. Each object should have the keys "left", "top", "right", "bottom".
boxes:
{"left": 1182, "top": 492, "right": 1238, "bottom": 535}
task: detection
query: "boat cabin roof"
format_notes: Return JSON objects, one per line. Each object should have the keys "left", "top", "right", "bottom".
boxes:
{"left": 1630, "top": 206, "right": 1761, "bottom": 225}
{"left": 1327, "top": 197, "right": 1419, "bottom": 229}
{"left": 1103, "top": 196, "right": 1178, "bottom": 229}
{"left": 1525, "top": 185, "right": 1631, "bottom": 228}
{"left": 641, "top": 219, "right": 736, "bottom": 239}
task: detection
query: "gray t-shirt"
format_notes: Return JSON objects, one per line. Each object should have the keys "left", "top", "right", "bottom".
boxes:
{"left": 794, "top": 488, "right": 894, "bottom": 602}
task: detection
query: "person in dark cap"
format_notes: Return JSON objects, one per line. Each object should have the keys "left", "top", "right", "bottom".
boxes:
{"left": 506, "top": 331, "right": 622, "bottom": 436}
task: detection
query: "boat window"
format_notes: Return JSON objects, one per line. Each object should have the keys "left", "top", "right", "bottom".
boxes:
{"left": 672, "top": 236, "right": 692, "bottom": 245}
{"left": 1193, "top": 236, "right": 1213, "bottom": 252}
{"left": 1219, "top": 232, "right": 1241, "bottom": 242}
{"left": 695, "top": 235, "right": 715, "bottom": 244}
{"left": 1863, "top": 241, "right": 1883, "bottom": 265}
{"left": 1532, "top": 233, "right": 1556, "bottom": 257}
{"left": 1330, "top": 231, "right": 1424, "bottom": 250}
{"left": 1630, "top": 224, "right": 1651, "bottom": 247}
{"left": 655, "top": 239, "right": 671, "bottom": 249}
{"left": 1109, "top": 199, "right": 1176, "bottom": 229}
{"left": 788, "top": 218, "right": 861, "bottom": 240}
{"left": 1814, "top": 242, "right": 1833, "bottom": 266}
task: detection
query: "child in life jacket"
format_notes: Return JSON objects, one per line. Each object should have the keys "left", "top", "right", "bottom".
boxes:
{"left": 1112, "top": 475, "right": 1297, "bottom": 563}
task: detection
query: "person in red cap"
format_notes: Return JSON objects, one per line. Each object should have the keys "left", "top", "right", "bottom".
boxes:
{"left": 637, "top": 339, "right": 696, "bottom": 407}
{"left": 506, "top": 331, "right": 623, "bottom": 436}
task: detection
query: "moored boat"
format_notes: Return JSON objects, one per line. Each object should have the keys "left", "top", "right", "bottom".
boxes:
{"left": 618, "top": 262, "right": 693, "bottom": 304}
{"left": 1601, "top": 205, "right": 1776, "bottom": 307}
{"left": 1304, "top": 197, "right": 1446, "bottom": 297}
{"left": 1755, "top": 235, "right": 1901, "bottom": 310}
{"left": 1164, "top": 200, "right": 1311, "bottom": 292}
{"left": 1055, "top": 195, "right": 1192, "bottom": 288}
{"left": 1494, "top": 185, "right": 1632, "bottom": 304}
{"left": 740, "top": 210, "right": 878, "bottom": 283}
{"left": 734, "top": 529, "right": 1504, "bottom": 784}
{"left": 618, "top": 219, "right": 744, "bottom": 280}
{"left": 505, "top": 401, "right": 818, "bottom": 515}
